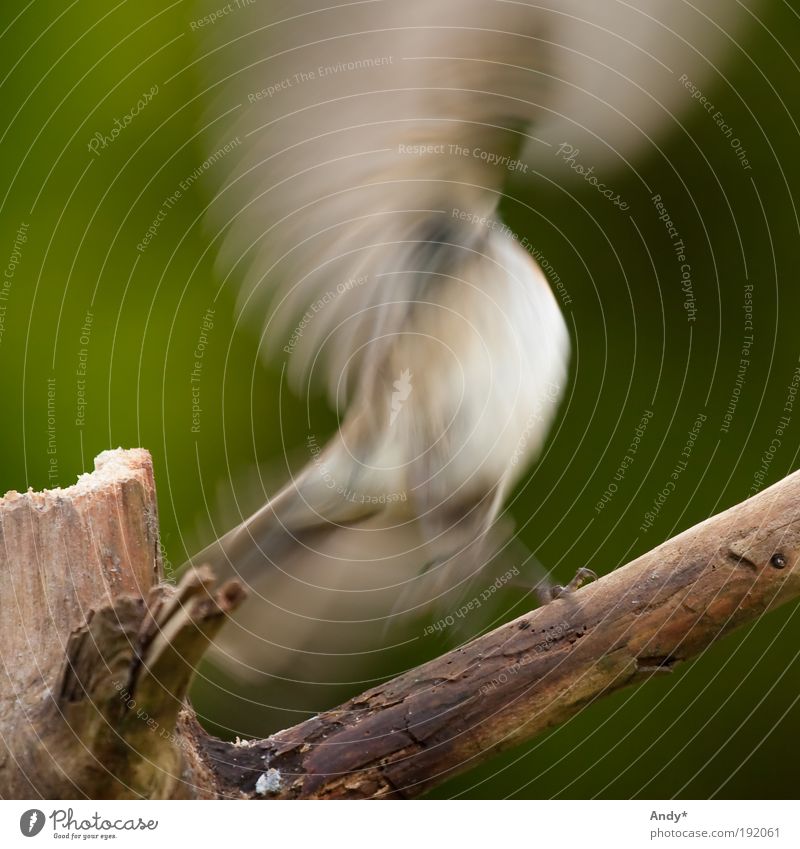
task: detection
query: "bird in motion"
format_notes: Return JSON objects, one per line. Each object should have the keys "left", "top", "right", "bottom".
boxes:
{"left": 189, "top": 0, "right": 755, "bottom": 687}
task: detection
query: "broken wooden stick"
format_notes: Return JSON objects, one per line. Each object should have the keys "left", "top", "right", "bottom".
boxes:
{"left": 1, "top": 449, "right": 799, "bottom": 798}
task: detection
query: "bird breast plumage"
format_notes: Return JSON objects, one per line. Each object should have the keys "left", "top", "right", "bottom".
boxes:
{"left": 344, "top": 228, "right": 569, "bottom": 514}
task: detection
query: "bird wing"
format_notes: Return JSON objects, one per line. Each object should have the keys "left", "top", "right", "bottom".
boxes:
{"left": 194, "top": 0, "right": 756, "bottom": 400}
{"left": 194, "top": 0, "right": 556, "bottom": 403}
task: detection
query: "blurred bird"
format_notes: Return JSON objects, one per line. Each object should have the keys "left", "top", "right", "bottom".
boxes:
{"left": 190, "top": 0, "right": 757, "bottom": 685}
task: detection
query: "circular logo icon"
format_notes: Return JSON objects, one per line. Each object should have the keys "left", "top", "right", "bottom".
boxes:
{"left": 19, "top": 809, "right": 46, "bottom": 837}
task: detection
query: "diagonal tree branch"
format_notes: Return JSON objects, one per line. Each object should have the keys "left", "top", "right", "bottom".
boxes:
{"left": 1, "top": 449, "right": 799, "bottom": 798}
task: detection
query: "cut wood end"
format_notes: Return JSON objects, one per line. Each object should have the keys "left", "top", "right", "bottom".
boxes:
{"left": 70, "top": 447, "right": 155, "bottom": 494}
{"left": 0, "top": 447, "right": 155, "bottom": 505}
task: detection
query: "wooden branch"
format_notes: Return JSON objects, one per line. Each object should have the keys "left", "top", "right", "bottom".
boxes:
{"left": 0, "top": 450, "right": 244, "bottom": 798}
{"left": 2, "top": 449, "right": 799, "bottom": 799}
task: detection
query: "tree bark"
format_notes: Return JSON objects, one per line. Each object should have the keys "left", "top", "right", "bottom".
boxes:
{"left": 1, "top": 449, "right": 799, "bottom": 799}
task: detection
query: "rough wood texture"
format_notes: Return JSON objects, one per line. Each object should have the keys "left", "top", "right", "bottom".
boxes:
{"left": 190, "top": 473, "right": 800, "bottom": 798}
{"left": 0, "top": 449, "right": 243, "bottom": 798}
{"left": 1, "top": 449, "right": 799, "bottom": 799}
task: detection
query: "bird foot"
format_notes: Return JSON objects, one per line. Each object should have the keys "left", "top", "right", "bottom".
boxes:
{"left": 547, "top": 567, "right": 598, "bottom": 601}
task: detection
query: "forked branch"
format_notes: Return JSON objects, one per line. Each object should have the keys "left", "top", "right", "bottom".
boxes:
{"left": 1, "top": 449, "right": 798, "bottom": 798}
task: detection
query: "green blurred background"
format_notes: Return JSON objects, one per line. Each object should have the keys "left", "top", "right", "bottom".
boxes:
{"left": 1, "top": 1, "right": 798, "bottom": 798}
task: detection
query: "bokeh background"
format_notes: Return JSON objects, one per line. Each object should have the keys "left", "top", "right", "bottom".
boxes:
{"left": 1, "top": 0, "right": 799, "bottom": 798}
